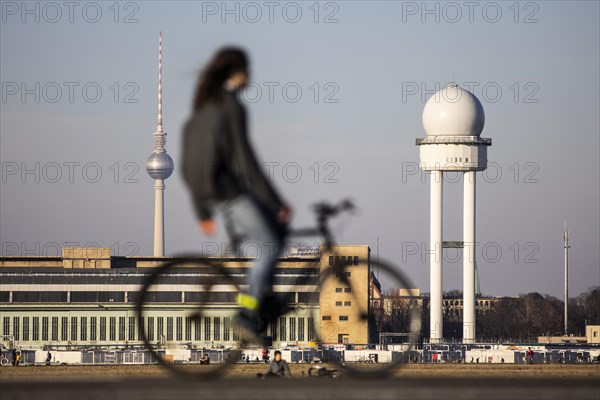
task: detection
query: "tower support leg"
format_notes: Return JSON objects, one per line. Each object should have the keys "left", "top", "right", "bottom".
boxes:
{"left": 430, "top": 171, "right": 443, "bottom": 343}
{"left": 463, "top": 171, "right": 476, "bottom": 343}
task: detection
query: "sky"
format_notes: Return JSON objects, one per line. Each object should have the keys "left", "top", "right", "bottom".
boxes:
{"left": 1, "top": 1, "right": 599, "bottom": 298}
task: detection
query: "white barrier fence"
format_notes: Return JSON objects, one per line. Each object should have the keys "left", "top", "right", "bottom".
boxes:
{"left": 2, "top": 347, "right": 599, "bottom": 366}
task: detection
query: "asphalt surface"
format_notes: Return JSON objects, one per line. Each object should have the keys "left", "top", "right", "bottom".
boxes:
{"left": 1, "top": 377, "right": 599, "bottom": 400}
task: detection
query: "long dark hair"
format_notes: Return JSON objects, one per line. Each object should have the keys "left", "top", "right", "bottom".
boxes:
{"left": 193, "top": 47, "right": 248, "bottom": 110}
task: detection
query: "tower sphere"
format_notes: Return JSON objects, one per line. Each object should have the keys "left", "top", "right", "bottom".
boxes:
{"left": 146, "top": 151, "right": 174, "bottom": 180}
{"left": 422, "top": 84, "right": 485, "bottom": 137}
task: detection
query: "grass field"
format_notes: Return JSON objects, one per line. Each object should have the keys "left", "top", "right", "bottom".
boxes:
{"left": 1, "top": 363, "right": 599, "bottom": 381}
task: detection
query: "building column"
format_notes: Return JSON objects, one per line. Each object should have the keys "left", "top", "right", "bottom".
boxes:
{"left": 463, "top": 171, "right": 476, "bottom": 343}
{"left": 153, "top": 179, "right": 165, "bottom": 256}
{"left": 430, "top": 170, "right": 443, "bottom": 343}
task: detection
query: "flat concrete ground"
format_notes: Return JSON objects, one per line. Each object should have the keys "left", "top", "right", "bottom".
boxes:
{"left": 1, "top": 364, "right": 599, "bottom": 400}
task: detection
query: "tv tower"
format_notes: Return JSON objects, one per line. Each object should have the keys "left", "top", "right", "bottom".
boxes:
{"left": 564, "top": 222, "right": 570, "bottom": 336}
{"left": 145, "top": 32, "right": 174, "bottom": 256}
{"left": 416, "top": 84, "right": 492, "bottom": 343}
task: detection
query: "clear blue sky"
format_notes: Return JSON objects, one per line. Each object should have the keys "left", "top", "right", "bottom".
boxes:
{"left": 1, "top": 1, "right": 598, "bottom": 298}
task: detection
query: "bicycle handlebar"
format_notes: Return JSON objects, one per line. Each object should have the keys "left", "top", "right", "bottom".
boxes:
{"left": 288, "top": 198, "right": 355, "bottom": 243}
{"left": 312, "top": 198, "right": 355, "bottom": 220}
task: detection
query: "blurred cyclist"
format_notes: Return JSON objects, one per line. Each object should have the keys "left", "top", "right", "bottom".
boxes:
{"left": 182, "top": 48, "right": 291, "bottom": 337}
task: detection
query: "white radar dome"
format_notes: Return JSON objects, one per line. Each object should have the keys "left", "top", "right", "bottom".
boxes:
{"left": 422, "top": 84, "right": 485, "bottom": 136}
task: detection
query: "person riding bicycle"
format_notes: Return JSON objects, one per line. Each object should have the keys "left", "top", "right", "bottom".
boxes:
{"left": 182, "top": 48, "right": 291, "bottom": 337}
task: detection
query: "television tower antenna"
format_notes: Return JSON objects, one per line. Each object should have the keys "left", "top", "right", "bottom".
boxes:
{"left": 145, "top": 32, "right": 174, "bottom": 256}
{"left": 564, "top": 222, "right": 570, "bottom": 336}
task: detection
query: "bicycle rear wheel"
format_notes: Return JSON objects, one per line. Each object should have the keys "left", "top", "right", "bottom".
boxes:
{"left": 314, "top": 258, "right": 421, "bottom": 378}
{"left": 136, "top": 256, "right": 247, "bottom": 379}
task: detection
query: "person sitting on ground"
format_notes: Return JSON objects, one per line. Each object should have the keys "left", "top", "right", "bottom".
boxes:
{"left": 200, "top": 354, "right": 210, "bottom": 365}
{"left": 257, "top": 350, "right": 291, "bottom": 378}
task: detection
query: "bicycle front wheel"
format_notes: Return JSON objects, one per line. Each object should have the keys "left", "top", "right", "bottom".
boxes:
{"left": 136, "top": 256, "right": 246, "bottom": 379}
{"left": 314, "top": 258, "right": 421, "bottom": 378}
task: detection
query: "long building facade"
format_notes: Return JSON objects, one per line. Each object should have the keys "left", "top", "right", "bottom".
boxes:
{"left": 0, "top": 245, "right": 377, "bottom": 350}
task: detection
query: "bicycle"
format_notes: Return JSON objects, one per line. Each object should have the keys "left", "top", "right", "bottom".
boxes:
{"left": 0, "top": 353, "right": 11, "bottom": 367}
{"left": 137, "top": 199, "right": 420, "bottom": 379}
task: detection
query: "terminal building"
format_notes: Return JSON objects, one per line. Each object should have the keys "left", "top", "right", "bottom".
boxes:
{"left": 0, "top": 245, "right": 380, "bottom": 350}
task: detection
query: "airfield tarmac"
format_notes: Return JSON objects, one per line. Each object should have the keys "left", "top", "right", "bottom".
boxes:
{"left": 1, "top": 364, "right": 599, "bottom": 400}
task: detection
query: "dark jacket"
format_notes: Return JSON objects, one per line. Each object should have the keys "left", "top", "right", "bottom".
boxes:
{"left": 267, "top": 359, "right": 291, "bottom": 377}
{"left": 182, "top": 89, "right": 284, "bottom": 221}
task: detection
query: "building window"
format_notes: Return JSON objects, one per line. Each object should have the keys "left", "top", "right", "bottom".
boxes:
{"left": 166, "top": 317, "right": 173, "bottom": 341}
{"left": 328, "top": 256, "right": 334, "bottom": 266}
{"left": 344, "top": 288, "right": 352, "bottom": 293}
{"left": 81, "top": 317, "right": 88, "bottom": 341}
{"left": 109, "top": 317, "right": 116, "bottom": 341}
{"left": 353, "top": 256, "right": 359, "bottom": 265}
{"left": 99, "top": 317, "right": 107, "bottom": 341}
{"left": 213, "top": 317, "right": 220, "bottom": 341}
{"left": 322, "top": 316, "right": 331, "bottom": 321}
{"left": 269, "top": 322, "right": 277, "bottom": 341}
{"left": 137, "top": 317, "right": 144, "bottom": 342}
{"left": 13, "top": 317, "right": 20, "bottom": 341}
{"left": 90, "top": 317, "right": 97, "bottom": 341}
{"left": 0, "top": 317, "right": 8, "bottom": 337}
{"left": 71, "top": 317, "right": 78, "bottom": 341}
{"left": 335, "top": 301, "right": 342, "bottom": 306}
{"left": 194, "top": 318, "right": 201, "bottom": 341}
{"left": 223, "top": 317, "right": 230, "bottom": 341}
{"left": 344, "top": 301, "right": 351, "bottom": 306}
{"left": 176, "top": 317, "right": 183, "bottom": 341}
{"left": 279, "top": 317, "right": 287, "bottom": 341}
{"left": 204, "top": 317, "right": 210, "bottom": 341}
{"left": 339, "top": 316, "right": 349, "bottom": 321}
{"left": 51, "top": 317, "right": 59, "bottom": 341}
{"left": 23, "top": 317, "right": 29, "bottom": 341}
{"left": 157, "top": 317, "right": 164, "bottom": 341}
{"left": 147, "top": 317, "right": 154, "bottom": 342}
{"left": 42, "top": 317, "right": 49, "bottom": 341}
{"left": 289, "top": 317, "right": 296, "bottom": 341}
{"left": 33, "top": 317, "right": 40, "bottom": 341}
{"left": 128, "top": 317, "right": 135, "bottom": 341}
{"left": 308, "top": 317, "right": 315, "bottom": 341}
{"left": 61, "top": 316, "right": 68, "bottom": 341}
{"left": 119, "top": 317, "right": 126, "bottom": 341}
{"left": 335, "top": 288, "right": 342, "bottom": 293}
{"left": 185, "top": 317, "right": 193, "bottom": 341}
{"left": 298, "top": 318, "right": 305, "bottom": 342}
{"left": 466, "top": 158, "right": 469, "bottom": 162}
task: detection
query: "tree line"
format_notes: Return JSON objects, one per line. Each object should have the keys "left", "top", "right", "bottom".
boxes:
{"left": 378, "top": 286, "right": 599, "bottom": 343}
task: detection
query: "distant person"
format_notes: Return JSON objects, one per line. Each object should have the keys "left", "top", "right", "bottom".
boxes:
{"left": 11, "top": 349, "right": 16, "bottom": 366}
{"left": 45, "top": 351, "right": 52, "bottom": 365}
{"left": 182, "top": 47, "right": 291, "bottom": 337}
{"left": 257, "top": 350, "right": 291, "bottom": 378}
{"left": 262, "top": 347, "right": 269, "bottom": 363}
{"left": 15, "top": 351, "right": 21, "bottom": 366}
{"left": 527, "top": 348, "right": 534, "bottom": 364}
